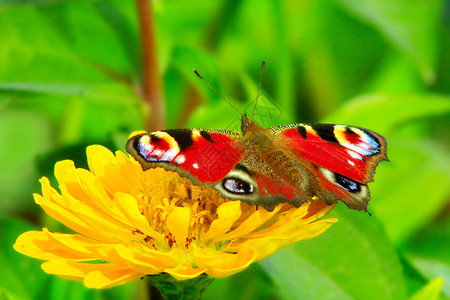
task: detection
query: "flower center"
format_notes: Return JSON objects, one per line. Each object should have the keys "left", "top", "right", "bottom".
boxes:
{"left": 132, "top": 173, "right": 231, "bottom": 252}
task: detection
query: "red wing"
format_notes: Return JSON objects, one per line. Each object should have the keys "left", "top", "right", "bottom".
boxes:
{"left": 126, "top": 129, "right": 243, "bottom": 185}
{"left": 269, "top": 123, "right": 388, "bottom": 183}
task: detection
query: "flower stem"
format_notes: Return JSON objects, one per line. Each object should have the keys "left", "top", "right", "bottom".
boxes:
{"left": 147, "top": 273, "right": 214, "bottom": 300}
{"left": 136, "top": 0, "right": 165, "bottom": 131}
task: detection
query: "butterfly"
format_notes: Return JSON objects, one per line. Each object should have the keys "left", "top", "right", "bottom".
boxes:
{"left": 127, "top": 62, "right": 387, "bottom": 212}
{"left": 126, "top": 112, "right": 388, "bottom": 212}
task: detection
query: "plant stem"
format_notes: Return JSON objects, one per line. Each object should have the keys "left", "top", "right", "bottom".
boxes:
{"left": 136, "top": 0, "right": 165, "bottom": 131}
{"left": 147, "top": 274, "right": 214, "bottom": 300}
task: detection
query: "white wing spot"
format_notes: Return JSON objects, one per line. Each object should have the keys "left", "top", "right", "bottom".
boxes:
{"left": 347, "top": 149, "right": 363, "bottom": 160}
{"left": 174, "top": 154, "right": 186, "bottom": 164}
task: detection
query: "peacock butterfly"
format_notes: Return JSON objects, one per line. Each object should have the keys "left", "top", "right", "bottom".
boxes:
{"left": 126, "top": 66, "right": 388, "bottom": 212}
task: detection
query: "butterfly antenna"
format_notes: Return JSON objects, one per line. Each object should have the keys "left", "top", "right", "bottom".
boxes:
{"left": 193, "top": 69, "right": 242, "bottom": 116}
{"left": 251, "top": 60, "right": 266, "bottom": 121}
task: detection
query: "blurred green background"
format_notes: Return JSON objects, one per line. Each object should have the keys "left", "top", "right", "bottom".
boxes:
{"left": 0, "top": 0, "right": 449, "bottom": 299}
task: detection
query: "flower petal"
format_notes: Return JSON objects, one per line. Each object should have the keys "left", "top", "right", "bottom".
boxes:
{"left": 194, "top": 247, "right": 257, "bottom": 278}
{"left": 202, "top": 201, "right": 241, "bottom": 241}
{"left": 166, "top": 206, "right": 190, "bottom": 244}
{"left": 236, "top": 218, "right": 337, "bottom": 260}
{"left": 72, "top": 167, "right": 126, "bottom": 221}
{"left": 113, "top": 244, "right": 179, "bottom": 274}
{"left": 164, "top": 263, "right": 207, "bottom": 281}
{"left": 85, "top": 269, "right": 143, "bottom": 289}
{"left": 54, "top": 160, "right": 88, "bottom": 203}
{"left": 115, "top": 151, "right": 146, "bottom": 194}
{"left": 115, "top": 192, "right": 163, "bottom": 241}
{"left": 35, "top": 181, "right": 112, "bottom": 242}
{"left": 303, "top": 200, "right": 336, "bottom": 221}
{"left": 42, "top": 260, "right": 142, "bottom": 288}
{"left": 87, "top": 145, "right": 133, "bottom": 195}
{"left": 218, "top": 205, "right": 282, "bottom": 241}
{"left": 53, "top": 185, "right": 137, "bottom": 241}
{"left": 242, "top": 203, "right": 311, "bottom": 239}
{"left": 14, "top": 230, "right": 99, "bottom": 261}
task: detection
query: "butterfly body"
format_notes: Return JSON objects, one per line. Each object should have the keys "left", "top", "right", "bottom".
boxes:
{"left": 127, "top": 114, "right": 388, "bottom": 212}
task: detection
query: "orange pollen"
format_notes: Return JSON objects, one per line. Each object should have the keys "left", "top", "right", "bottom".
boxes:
{"left": 185, "top": 236, "right": 196, "bottom": 249}
{"left": 166, "top": 233, "right": 176, "bottom": 248}
{"left": 132, "top": 229, "right": 144, "bottom": 235}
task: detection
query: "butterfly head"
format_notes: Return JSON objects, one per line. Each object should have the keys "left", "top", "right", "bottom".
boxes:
{"left": 241, "top": 114, "right": 261, "bottom": 133}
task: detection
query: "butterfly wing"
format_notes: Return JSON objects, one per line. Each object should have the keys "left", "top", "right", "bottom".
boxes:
{"left": 268, "top": 123, "right": 388, "bottom": 211}
{"left": 126, "top": 121, "right": 388, "bottom": 212}
{"left": 126, "top": 129, "right": 244, "bottom": 186}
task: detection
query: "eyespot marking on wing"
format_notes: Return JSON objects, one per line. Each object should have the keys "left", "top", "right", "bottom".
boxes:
{"left": 215, "top": 168, "right": 257, "bottom": 200}
{"left": 318, "top": 167, "right": 369, "bottom": 207}
{"left": 222, "top": 178, "right": 254, "bottom": 194}
{"left": 334, "top": 173, "right": 361, "bottom": 192}
{"left": 334, "top": 125, "right": 381, "bottom": 157}
{"left": 133, "top": 131, "right": 181, "bottom": 163}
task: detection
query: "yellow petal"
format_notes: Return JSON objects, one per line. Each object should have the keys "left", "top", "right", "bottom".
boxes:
{"left": 243, "top": 204, "right": 311, "bottom": 239}
{"left": 56, "top": 185, "right": 137, "bottom": 241}
{"left": 54, "top": 160, "right": 88, "bottom": 203}
{"left": 35, "top": 186, "right": 111, "bottom": 242}
{"left": 86, "top": 145, "right": 133, "bottom": 195}
{"left": 14, "top": 230, "right": 98, "bottom": 260}
{"left": 114, "top": 192, "right": 163, "bottom": 241}
{"left": 236, "top": 218, "right": 337, "bottom": 261}
{"left": 164, "top": 262, "right": 207, "bottom": 281}
{"left": 202, "top": 201, "right": 241, "bottom": 241}
{"left": 166, "top": 206, "right": 190, "bottom": 244}
{"left": 303, "top": 200, "right": 335, "bottom": 221}
{"left": 42, "top": 229, "right": 103, "bottom": 257}
{"left": 288, "top": 218, "right": 337, "bottom": 242}
{"left": 115, "top": 150, "right": 146, "bottom": 193}
{"left": 42, "top": 260, "right": 142, "bottom": 288}
{"left": 194, "top": 247, "right": 257, "bottom": 278}
{"left": 114, "top": 244, "right": 178, "bottom": 274}
{"left": 218, "top": 206, "right": 282, "bottom": 241}
{"left": 85, "top": 269, "right": 143, "bottom": 289}
{"left": 73, "top": 167, "right": 126, "bottom": 221}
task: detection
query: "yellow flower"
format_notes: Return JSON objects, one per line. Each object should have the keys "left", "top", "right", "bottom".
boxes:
{"left": 14, "top": 145, "right": 337, "bottom": 289}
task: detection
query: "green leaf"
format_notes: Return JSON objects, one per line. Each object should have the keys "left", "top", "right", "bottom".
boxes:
{"left": 38, "top": 1, "right": 139, "bottom": 76}
{"left": 322, "top": 94, "right": 450, "bottom": 134}
{"left": 0, "top": 218, "right": 49, "bottom": 300}
{"left": 404, "top": 219, "right": 450, "bottom": 298}
{"left": 334, "top": 0, "right": 443, "bottom": 82}
{"left": 0, "top": 6, "right": 108, "bottom": 83}
{"left": 409, "top": 260, "right": 449, "bottom": 299}
{"left": 204, "top": 264, "right": 277, "bottom": 300}
{"left": 0, "top": 109, "right": 52, "bottom": 216}
{"left": 186, "top": 95, "right": 285, "bottom": 130}
{"left": 260, "top": 205, "right": 407, "bottom": 300}
{"left": 409, "top": 277, "right": 444, "bottom": 300}
{"left": 0, "top": 82, "right": 143, "bottom": 144}
{"left": 364, "top": 53, "right": 425, "bottom": 93}
{"left": 370, "top": 138, "right": 449, "bottom": 243}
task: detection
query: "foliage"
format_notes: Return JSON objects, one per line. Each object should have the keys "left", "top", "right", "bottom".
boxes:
{"left": 0, "top": 0, "right": 448, "bottom": 299}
